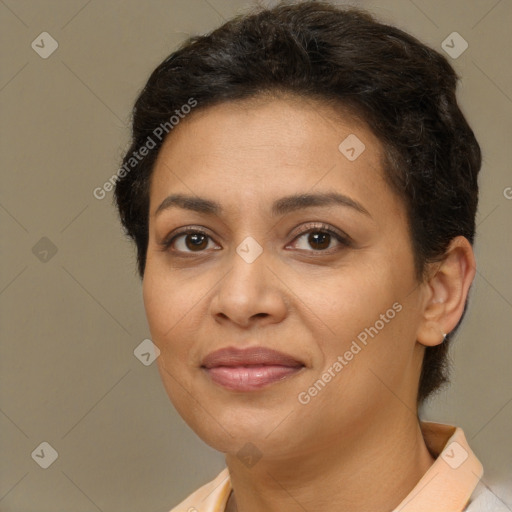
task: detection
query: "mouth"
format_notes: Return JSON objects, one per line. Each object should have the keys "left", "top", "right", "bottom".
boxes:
{"left": 201, "top": 346, "right": 305, "bottom": 391}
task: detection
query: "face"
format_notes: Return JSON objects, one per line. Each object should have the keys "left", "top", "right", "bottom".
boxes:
{"left": 142, "top": 94, "right": 428, "bottom": 459}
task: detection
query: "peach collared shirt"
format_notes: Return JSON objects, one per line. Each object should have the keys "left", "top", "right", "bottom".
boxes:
{"left": 169, "top": 421, "right": 487, "bottom": 512}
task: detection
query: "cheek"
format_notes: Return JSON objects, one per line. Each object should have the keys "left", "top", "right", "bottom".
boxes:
{"left": 308, "top": 266, "right": 411, "bottom": 376}
{"left": 304, "top": 269, "right": 396, "bottom": 339}
{"left": 142, "top": 265, "right": 196, "bottom": 350}
{"left": 143, "top": 269, "right": 202, "bottom": 403}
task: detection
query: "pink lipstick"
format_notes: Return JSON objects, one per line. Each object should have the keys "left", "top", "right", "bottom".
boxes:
{"left": 201, "top": 346, "right": 304, "bottom": 391}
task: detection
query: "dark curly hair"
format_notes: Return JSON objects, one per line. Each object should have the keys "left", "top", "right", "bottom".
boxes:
{"left": 113, "top": 1, "right": 481, "bottom": 404}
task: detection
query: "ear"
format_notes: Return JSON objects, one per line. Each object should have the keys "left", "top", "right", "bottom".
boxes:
{"left": 416, "top": 236, "right": 476, "bottom": 347}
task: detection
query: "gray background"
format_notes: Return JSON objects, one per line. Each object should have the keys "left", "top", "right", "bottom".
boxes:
{"left": 1, "top": 0, "right": 511, "bottom": 511}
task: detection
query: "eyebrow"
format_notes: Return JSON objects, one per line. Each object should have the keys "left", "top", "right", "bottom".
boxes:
{"left": 154, "top": 192, "right": 371, "bottom": 218}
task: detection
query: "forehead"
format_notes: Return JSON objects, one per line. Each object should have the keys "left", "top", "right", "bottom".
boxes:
{"left": 148, "top": 95, "right": 397, "bottom": 219}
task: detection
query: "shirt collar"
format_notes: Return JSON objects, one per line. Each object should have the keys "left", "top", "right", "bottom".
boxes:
{"left": 173, "top": 421, "right": 483, "bottom": 512}
{"left": 393, "top": 421, "right": 483, "bottom": 511}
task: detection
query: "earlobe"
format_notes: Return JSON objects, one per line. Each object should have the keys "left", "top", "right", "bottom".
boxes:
{"left": 416, "top": 236, "right": 476, "bottom": 347}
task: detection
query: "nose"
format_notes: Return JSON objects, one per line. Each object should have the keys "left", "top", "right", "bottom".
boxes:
{"left": 210, "top": 241, "right": 288, "bottom": 329}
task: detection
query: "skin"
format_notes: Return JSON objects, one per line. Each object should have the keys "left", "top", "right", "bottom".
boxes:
{"left": 142, "top": 93, "right": 476, "bottom": 512}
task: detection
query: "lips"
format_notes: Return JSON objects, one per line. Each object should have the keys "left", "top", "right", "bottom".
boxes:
{"left": 201, "top": 346, "right": 305, "bottom": 391}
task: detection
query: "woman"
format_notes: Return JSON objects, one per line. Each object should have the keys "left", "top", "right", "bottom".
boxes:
{"left": 114, "top": 2, "right": 506, "bottom": 511}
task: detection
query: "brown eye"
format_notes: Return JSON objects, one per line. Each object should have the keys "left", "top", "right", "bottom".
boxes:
{"left": 183, "top": 233, "right": 209, "bottom": 251}
{"left": 161, "top": 228, "right": 219, "bottom": 254}
{"left": 294, "top": 230, "right": 337, "bottom": 251}
{"left": 291, "top": 225, "right": 350, "bottom": 253}
{"left": 307, "top": 231, "right": 332, "bottom": 250}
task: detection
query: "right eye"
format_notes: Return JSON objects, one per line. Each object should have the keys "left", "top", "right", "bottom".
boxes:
{"left": 160, "top": 228, "right": 221, "bottom": 254}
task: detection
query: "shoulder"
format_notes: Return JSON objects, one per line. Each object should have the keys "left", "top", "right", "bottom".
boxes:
{"left": 463, "top": 481, "right": 511, "bottom": 512}
{"left": 168, "top": 468, "right": 231, "bottom": 512}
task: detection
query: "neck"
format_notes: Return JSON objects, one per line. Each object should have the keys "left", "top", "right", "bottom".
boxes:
{"left": 225, "top": 413, "right": 435, "bottom": 512}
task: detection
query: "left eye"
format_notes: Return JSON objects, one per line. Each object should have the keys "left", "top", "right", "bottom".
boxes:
{"left": 290, "top": 228, "right": 349, "bottom": 252}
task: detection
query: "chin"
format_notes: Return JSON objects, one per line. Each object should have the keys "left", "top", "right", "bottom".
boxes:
{"left": 181, "top": 397, "right": 303, "bottom": 454}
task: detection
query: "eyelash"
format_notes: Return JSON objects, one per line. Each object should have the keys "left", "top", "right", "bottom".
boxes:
{"left": 159, "top": 222, "right": 353, "bottom": 256}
